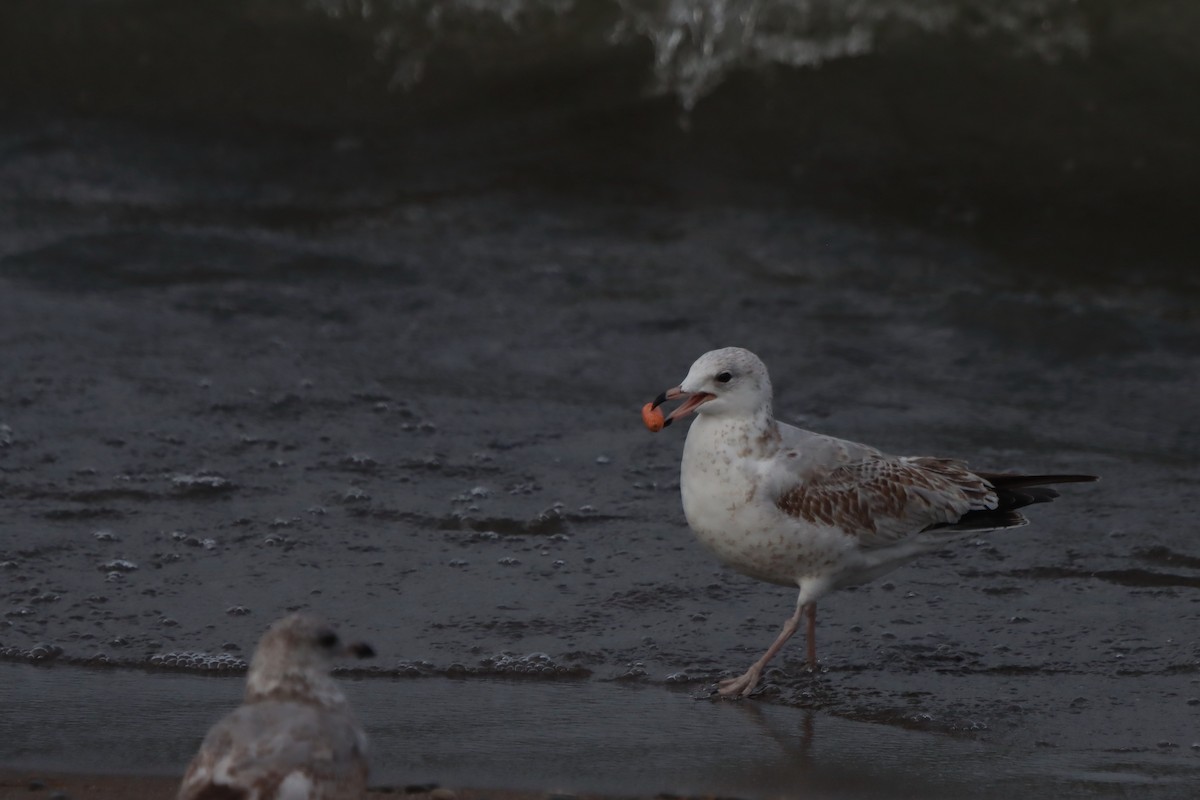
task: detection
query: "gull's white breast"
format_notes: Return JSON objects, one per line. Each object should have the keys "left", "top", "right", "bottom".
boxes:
{"left": 680, "top": 416, "right": 857, "bottom": 587}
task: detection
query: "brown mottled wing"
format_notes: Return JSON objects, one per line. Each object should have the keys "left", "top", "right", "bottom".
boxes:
{"left": 177, "top": 702, "right": 369, "bottom": 800}
{"left": 177, "top": 720, "right": 244, "bottom": 800}
{"left": 775, "top": 456, "right": 997, "bottom": 549}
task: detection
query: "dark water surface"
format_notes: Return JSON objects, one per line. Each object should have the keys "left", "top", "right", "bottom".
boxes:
{"left": 3, "top": 1, "right": 1199, "bottom": 262}
{"left": 2, "top": 1, "right": 1200, "bottom": 796}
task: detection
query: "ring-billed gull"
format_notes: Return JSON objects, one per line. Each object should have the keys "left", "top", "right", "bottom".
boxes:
{"left": 646, "top": 347, "right": 1097, "bottom": 698}
{"left": 177, "top": 613, "right": 375, "bottom": 799}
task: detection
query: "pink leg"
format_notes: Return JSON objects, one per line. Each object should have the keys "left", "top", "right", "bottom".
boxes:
{"left": 718, "top": 600, "right": 815, "bottom": 698}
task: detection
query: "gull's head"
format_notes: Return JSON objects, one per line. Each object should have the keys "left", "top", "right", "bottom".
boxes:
{"left": 653, "top": 347, "right": 773, "bottom": 426}
{"left": 245, "top": 613, "right": 374, "bottom": 704}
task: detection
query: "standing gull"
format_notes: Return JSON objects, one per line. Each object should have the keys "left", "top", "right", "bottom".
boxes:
{"left": 645, "top": 347, "right": 1096, "bottom": 698}
{"left": 178, "top": 613, "right": 375, "bottom": 800}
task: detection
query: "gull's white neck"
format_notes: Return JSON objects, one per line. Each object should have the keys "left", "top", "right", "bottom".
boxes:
{"left": 245, "top": 664, "right": 348, "bottom": 710}
{"left": 685, "top": 404, "right": 781, "bottom": 460}
{"left": 680, "top": 405, "right": 782, "bottom": 515}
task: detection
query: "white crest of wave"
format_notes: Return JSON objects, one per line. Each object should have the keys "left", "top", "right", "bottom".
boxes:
{"left": 307, "top": 0, "right": 1090, "bottom": 108}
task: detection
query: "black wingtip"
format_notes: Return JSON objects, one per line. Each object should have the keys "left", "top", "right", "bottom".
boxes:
{"left": 979, "top": 472, "right": 1100, "bottom": 488}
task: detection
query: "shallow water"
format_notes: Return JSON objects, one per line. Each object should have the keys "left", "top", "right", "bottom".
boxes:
{"left": 2, "top": 3, "right": 1200, "bottom": 795}
{"left": 4, "top": 663, "right": 1197, "bottom": 799}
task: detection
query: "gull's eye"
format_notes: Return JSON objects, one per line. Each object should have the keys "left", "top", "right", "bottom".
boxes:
{"left": 716, "top": 371, "right": 733, "bottom": 383}
{"left": 317, "top": 631, "right": 339, "bottom": 649}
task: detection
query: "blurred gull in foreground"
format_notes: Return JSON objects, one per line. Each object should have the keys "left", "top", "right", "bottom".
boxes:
{"left": 178, "top": 613, "right": 375, "bottom": 800}
{"left": 646, "top": 347, "right": 1097, "bottom": 698}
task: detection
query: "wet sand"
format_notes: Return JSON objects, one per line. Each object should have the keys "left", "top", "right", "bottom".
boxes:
{"left": 1, "top": 116, "right": 1199, "bottom": 797}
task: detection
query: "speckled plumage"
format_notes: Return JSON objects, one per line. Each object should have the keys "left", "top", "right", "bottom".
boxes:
{"left": 177, "top": 614, "right": 372, "bottom": 800}
{"left": 655, "top": 347, "right": 1096, "bottom": 697}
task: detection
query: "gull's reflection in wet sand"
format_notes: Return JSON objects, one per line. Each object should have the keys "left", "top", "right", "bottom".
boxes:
{"left": 687, "top": 683, "right": 823, "bottom": 793}
{"left": 733, "top": 699, "right": 818, "bottom": 759}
